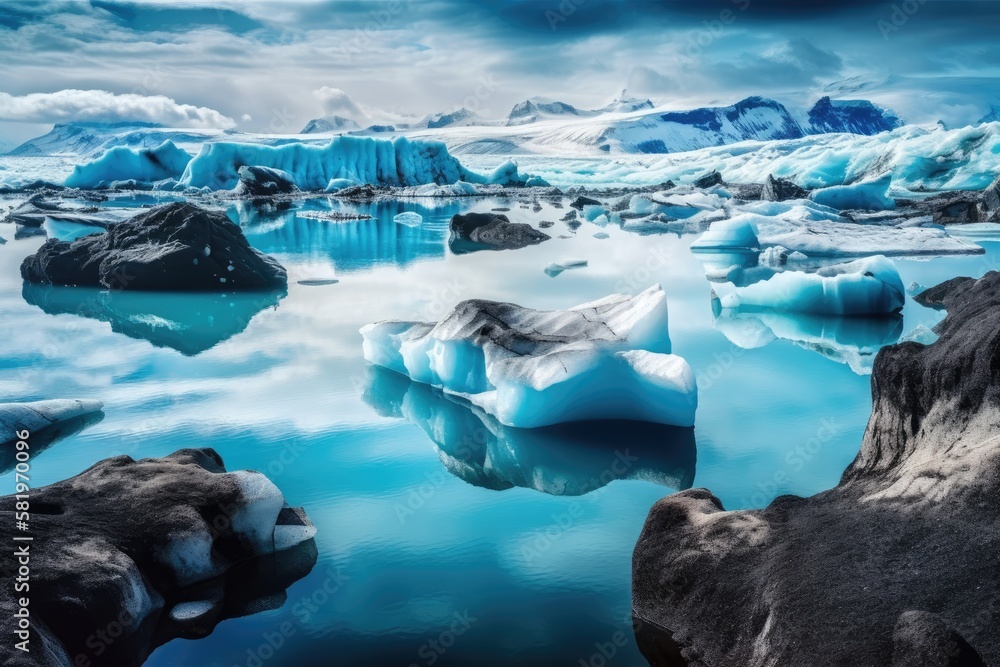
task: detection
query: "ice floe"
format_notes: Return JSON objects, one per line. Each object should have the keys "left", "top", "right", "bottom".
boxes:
{"left": 360, "top": 285, "right": 697, "bottom": 428}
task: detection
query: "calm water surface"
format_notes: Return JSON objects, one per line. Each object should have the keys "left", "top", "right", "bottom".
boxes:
{"left": 0, "top": 194, "right": 996, "bottom": 666}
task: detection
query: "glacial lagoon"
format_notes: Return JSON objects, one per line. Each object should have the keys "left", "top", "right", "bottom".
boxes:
{"left": 1, "top": 194, "right": 996, "bottom": 666}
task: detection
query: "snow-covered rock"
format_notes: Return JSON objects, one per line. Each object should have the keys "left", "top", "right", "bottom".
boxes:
{"left": 711, "top": 255, "right": 906, "bottom": 315}
{"left": 360, "top": 285, "right": 697, "bottom": 428}
{"left": 233, "top": 165, "right": 298, "bottom": 198}
{"left": 64, "top": 141, "right": 193, "bottom": 189}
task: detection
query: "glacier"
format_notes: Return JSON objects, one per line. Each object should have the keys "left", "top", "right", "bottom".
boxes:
{"left": 178, "top": 136, "right": 537, "bottom": 191}
{"left": 360, "top": 285, "right": 697, "bottom": 428}
{"left": 710, "top": 255, "right": 906, "bottom": 315}
{"left": 64, "top": 141, "right": 193, "bottom": 189}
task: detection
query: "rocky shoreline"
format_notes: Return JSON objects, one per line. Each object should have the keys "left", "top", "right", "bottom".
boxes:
{"left": 632, "top": 272, "right": 1000, "bottom": 666}
{"left": 0, "top": 449, "right": 316, "bottom": 667}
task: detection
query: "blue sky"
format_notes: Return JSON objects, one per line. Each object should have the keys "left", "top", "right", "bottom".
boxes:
{"left": 0, "top": 0, "right": 998, "bottom": 144}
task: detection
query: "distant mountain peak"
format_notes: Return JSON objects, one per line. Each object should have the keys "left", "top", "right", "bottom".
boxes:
{"left": 300, "top": 115, "right": 361, "bottom": 134}
{"left": 807, "top": 97, "right": 903, "bottom": 135}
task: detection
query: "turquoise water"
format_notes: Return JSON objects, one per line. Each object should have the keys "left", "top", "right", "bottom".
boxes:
{"left": 1, "top": 195, "right": 997, "bottom": 666}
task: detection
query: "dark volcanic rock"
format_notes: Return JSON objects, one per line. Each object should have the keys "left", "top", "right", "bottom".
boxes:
{"left": 692, "top": 171, "right": 723, "bottom": 189}
{"left": 570, "top": 195, "right": 602, "bottom": 210}
{"left": 0, "top": 448, "right": 317, "bottom": 666}
{"left": 633, "top": 271, "right": 1000, "bottom": 666}
{"left": 449, "top": 212, "right": 550, "bottom": 254}
{"left": 20, "top": 202, "right": 287, "bottom": 291}
{"left": 233, "top": 165, "right": 298, "bottom": 198}
{"left": 896, "top": 176, "right": 1000, "bottom": 224}
{"left": 761, "top": 174, "right": 809, "bottom": 202}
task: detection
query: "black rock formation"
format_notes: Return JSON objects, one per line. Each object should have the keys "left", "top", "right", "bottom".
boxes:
{"left": 570, "top": 195, "right": 603, "bottom": 210}
{"left": 449, "top": 212, "right": 550, "bottom": 254}
{"left": 692, "top": 171, "right": 723, "bottom": 189}
{"left": 761, "top": 174, "right": 809, "bottom": 202}
{"left": 896, "top": 175, "right": 1000, "bottom": 224}
{"left": 0, "top": 449, "right": 317, "bottom": 666}
{"left": 233, "top": 165, "right": 298, "bottom": 199}
{"left": 633, "top": 272, "right": 1000, "bottom": 666}
{"left": 20, "top": 202, "right": 287, "bottom": 291}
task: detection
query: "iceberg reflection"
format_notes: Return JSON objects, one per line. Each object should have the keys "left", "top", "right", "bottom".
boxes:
{"left": 22, "top": 284, "right": 285, "bottom": 356}
{"left": 362, "top": 364, "right": 697, "bottom": 496}
{"left": 712, "top": 304, "right": 902, "bottom": 375}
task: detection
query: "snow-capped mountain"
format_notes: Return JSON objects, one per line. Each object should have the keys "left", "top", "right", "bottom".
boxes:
{"left": 299, "top": 115, "right": 361, "bottom": 134}
{"left": 415, "top": 108, "right": 488, "bottom": 129}
{"left": 806, "top": 97, "right": 902, "bottom": 135}
{"left": 597, "top": 91, "right": 654, "bottom": 114}
{"left": 597, "top": 96, "right": 803, "bottom": 154}
{"left": 506, "top": 98, "right": 590, "bottom": 126}
{"left": 6, "top": 121, "right": 226, "bottom": 157}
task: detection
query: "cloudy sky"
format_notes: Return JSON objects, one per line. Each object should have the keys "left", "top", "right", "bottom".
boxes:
{"left": 0, "top": 0, "right": 998, "bottom": 145}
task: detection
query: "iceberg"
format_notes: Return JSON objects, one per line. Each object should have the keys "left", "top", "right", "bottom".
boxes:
{"left": 810, "top": 175, "right": 895, "bottom": 210}
{"left": 64, "top": 141, "right": 193, "bottom": 189}
{"left": 178, "top": 136, "right": 536, "bottom": 191}
{"left": 360, "top": 285, "right": 697, "bottom": 428}
{"left": 710, "top": 255, "right": 905, "bottom": 315}
{"left": 692, "top": 204, "right": 981, "bottom": 257}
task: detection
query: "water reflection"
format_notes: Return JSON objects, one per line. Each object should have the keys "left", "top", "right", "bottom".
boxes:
{"left": 363, "top": 364, "right": 696, "bottom": 495}
{"left": 231, "top": 198, "right": 467, "bottom": 272}
{"left": 106, "top": 539, "right": 318, "bottom": 667}
{"left": 22, "top": 284, "right": 285, "bottom": 356}
{"left": 712, "top": 305, "right": 903, "bottom": 375}
{"left": 698, "top": 250, "right": 903, "bottom": 374}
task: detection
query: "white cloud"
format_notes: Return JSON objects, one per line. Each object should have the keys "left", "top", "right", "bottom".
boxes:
{"left": 311, "top": 86, "right": 367, "bottom": 122}
{"left": 0, "top": 89, "right": 235, "bottom": 128}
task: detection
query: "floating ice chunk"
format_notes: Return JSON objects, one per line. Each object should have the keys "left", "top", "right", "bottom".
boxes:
{"left": 811, "top": 175, "right": 895, "bottom": 211}
{"left": 0, "top": 399, "right": 104, "bottom": 446}
{"left": 42, "top": 218, "right": 105, "bottom": 242}
{"left": 324, "top": 177, "right": 359, "bottom": 192}
{"left": 393, "top": 211, "right": 423, "bottom": 227}
{"left": 691, "top": 218, "right": 760, "bottom": 251}
{"left": 900, "top": 324, "right": 938, "bottom": 345}
{"left": 712, "top": 255, "right": 905, "bottom": 315}
{"left": 65, "top": 141, "right": 193, "bottom": 189}
{"left": 360, "top": 285, "right": 697, "bottom": 428}
{"left": 544, "top": 258, "right": 588, "bottom": 277}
